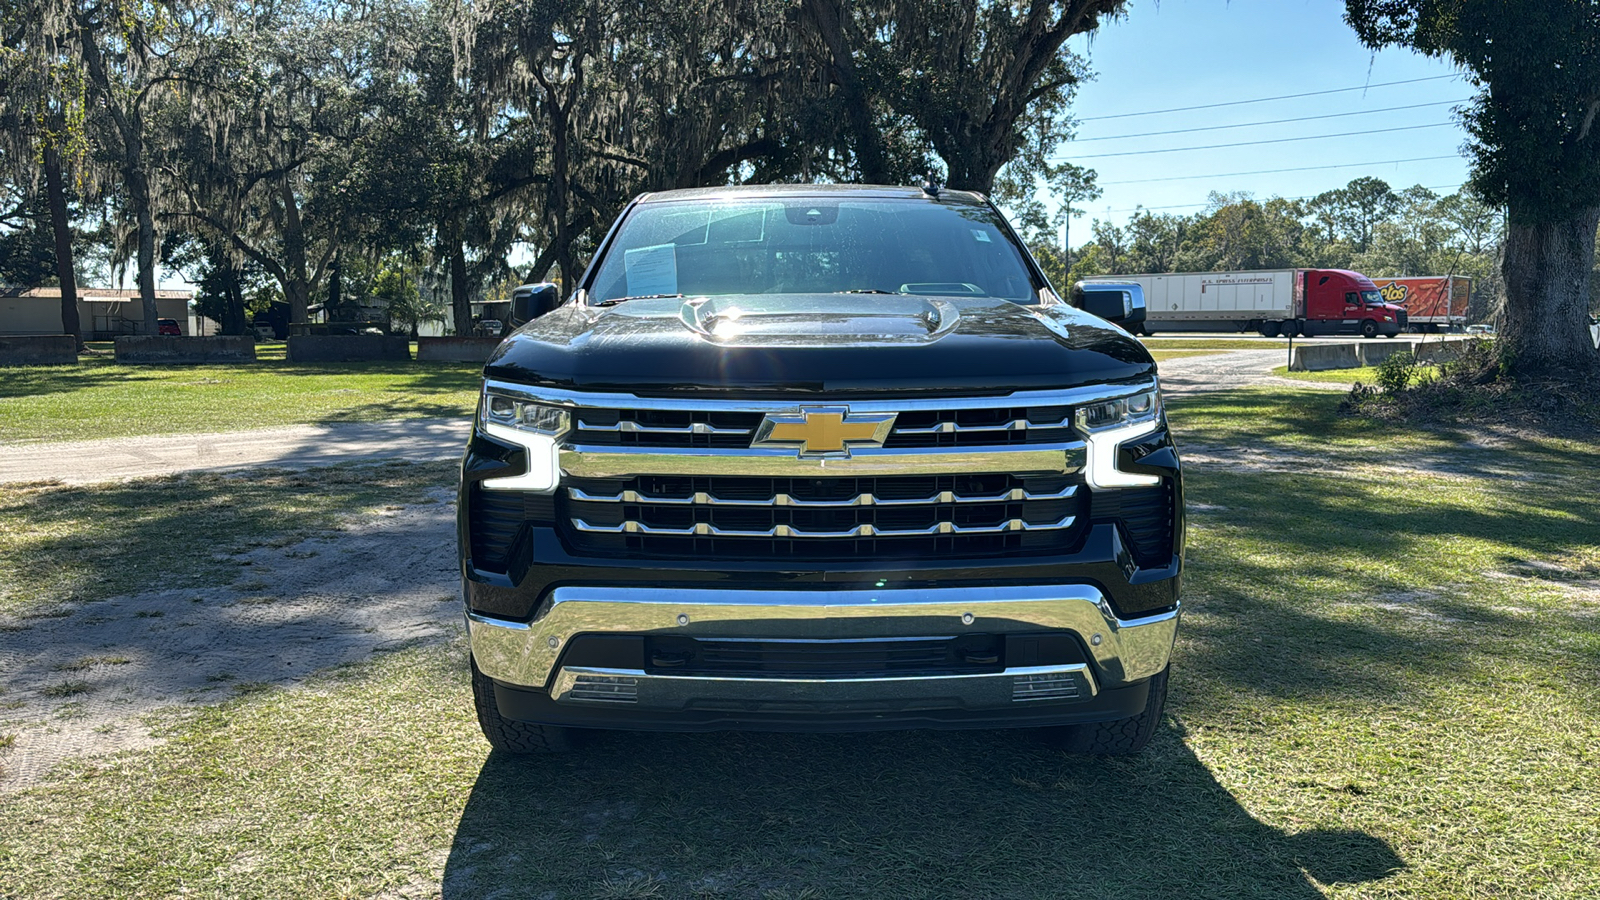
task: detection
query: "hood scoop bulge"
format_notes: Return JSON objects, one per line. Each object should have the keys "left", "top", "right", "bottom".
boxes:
{"left": 677, "top": 294, "right": 961, "bottom": 346}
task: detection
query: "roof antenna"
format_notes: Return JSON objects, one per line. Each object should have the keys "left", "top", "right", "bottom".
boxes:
{"left": 921, "top": 168, "right": 941, "bottom": 198}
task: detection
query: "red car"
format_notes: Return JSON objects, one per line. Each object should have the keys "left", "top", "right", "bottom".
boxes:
{"left": 157, "top": 318, "right": 181, "bottom": 336}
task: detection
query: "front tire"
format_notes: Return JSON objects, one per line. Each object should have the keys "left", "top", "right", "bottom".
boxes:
{"left": 1361, "top": 319, "right": 1379, "bottom": 338}
{"left": 1042, "top": 666, "right": 1169, "bottom": 755}
{"left": 471, "top": 656, "right": 578, "bottom": 753}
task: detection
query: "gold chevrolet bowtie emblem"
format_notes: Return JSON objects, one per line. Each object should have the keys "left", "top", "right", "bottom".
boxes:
{"left": 752, "top": 407, "right": 897, "bottom": 458}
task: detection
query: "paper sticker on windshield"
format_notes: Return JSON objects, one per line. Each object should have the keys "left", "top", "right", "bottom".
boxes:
{"left": 624, "top": 243, "right": 678, "bottom": 297}
{"left": 972, "top": 229, "right": 992, "bottom": 243}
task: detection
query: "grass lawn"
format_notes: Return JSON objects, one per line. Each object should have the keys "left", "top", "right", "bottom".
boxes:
{"left": 1, "top": 390, "right": 1597, "bottom": 898}
{"left": 1270, "top": 363, "right": 1448, "bottom": 386}
{"left": 0, "top": 353, "right": 481, "bottom": 443}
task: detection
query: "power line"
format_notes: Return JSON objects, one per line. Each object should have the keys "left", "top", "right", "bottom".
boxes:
{"left": 1073, "top": 100, "right": 1468, "bottom": 143}
{"left": 1078, "top": 74, "right": 1464, "bottom": 122}
{"left": 1100, "top": 155, "right": 1461, "bottom": 185}
{"left": 1100, "top": 183, "right": 1465, "bottom": 215}
{"left": 1059, "top": 122, "right": 1456, "bottom": 160}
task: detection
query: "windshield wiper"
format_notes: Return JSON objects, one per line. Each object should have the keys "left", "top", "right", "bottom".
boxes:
{"left": 836, "top": 289, "right": 896, "bottom": 294}
{"left": 592, "top": 293, "right": 683, "bottom": 307}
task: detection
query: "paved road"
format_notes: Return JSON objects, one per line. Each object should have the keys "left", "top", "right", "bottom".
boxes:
{"left": 0, "top": 350, "right": 1349, "bottom": 484}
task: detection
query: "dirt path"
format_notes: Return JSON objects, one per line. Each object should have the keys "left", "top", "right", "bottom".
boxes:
{"left": 0, "top": 417, "right": 471, "bottom": 485}
{"left": 0, "top": 483, "right": 462, "bottom": 790}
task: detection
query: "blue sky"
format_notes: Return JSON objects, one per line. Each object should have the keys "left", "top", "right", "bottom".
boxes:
{"left": 1061, "top": 0, "right": 1471, "bottom": 230}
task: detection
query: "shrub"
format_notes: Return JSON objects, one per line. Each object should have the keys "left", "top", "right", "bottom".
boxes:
{"left": 1375, "top": 350, "right": 1417, "bottom": 393}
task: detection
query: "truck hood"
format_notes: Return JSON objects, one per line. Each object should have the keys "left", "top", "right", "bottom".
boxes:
{"left": 482, "top": 293, "right": 1155, "bottom": 395}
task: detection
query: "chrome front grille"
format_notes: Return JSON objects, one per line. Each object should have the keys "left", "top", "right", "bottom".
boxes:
{"left": 562, "top": 474, "right": 1085, "bottom": 559}
{"left": 572, "top": 404, "right": 1077, "bottom": 450}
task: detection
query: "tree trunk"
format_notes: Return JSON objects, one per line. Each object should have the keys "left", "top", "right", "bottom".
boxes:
{"left": 42, "top": 143, "right": 83, "bottom": 351}
{"left": 221, "top": 260, "right": 247, "bottom": 336}
{"left": 130, "top": 168, "right": 160, "bottom": 334}
{"left": 800, "top": 0, "right": 892, "bottom": 184}
{"left": 278, "top": 176, "right": 311, "bottom": 325}
{"left": 450, "top": 237, "right": 473, "bottom": 336}
{"left": 1498, "top": 205, "right": 1600, "bottom": 379}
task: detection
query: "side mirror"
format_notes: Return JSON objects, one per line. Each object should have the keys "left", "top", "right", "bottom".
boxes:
{"left": 508, "top": 282, "right": 561, "bottom": 329}
{"left": 1071, "top": 285, "right": 1146, "bottom": 327}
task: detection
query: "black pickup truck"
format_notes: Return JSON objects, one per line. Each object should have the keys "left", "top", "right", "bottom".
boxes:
{"left": 458, "top": 183, "right": 1183, "bottom": 754}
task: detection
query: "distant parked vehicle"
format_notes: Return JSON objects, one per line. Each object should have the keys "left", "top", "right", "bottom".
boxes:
{"left": 251, "top": 322, "right": 276, "bottom": 340}
{"left": 1465, "top": 324, "right": 1496, "bottom": 335}
{"left": 475, "top": 318, "right": 503, "bottom": 337}
{"left": 157, "top": 318, "right": 182, "bottom": 336}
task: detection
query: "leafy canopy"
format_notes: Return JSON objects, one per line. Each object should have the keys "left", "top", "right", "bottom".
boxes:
{"left": 1346, "top": 1, "right": 1600, "bottom": 224}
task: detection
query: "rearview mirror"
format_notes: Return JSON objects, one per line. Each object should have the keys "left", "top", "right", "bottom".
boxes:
{"left": 508, "top": 282, "right": 561, "bottom": 329}
{"left": 1071, "top": 284, "right": 1146, "bottom": 328}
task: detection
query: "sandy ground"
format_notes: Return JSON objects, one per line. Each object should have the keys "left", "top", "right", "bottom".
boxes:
{"left": 0, "top": 349, "right": 1350, "bottom": 789}
{"left": 0, "top": 483, "right": 462, "bottom": 790}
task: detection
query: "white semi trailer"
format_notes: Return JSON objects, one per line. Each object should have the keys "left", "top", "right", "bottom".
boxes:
{"left": 1080, "top": 268, "right": 1407, "bottom": 337}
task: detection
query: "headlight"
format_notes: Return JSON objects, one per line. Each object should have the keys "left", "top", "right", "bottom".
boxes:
{"left": 1078, "top": 386, "right": 1163, "bottom": 490}
{"left": 479, "top": 389, "right": 569, "bottom": 492}
{"left": 481, "top": 391, "right": 571, "bottom": 437}
{"left": 1076, "top": 388, "right": 1161, "bottom": 433}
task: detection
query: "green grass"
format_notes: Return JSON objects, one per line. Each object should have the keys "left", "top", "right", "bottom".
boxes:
{"left": 0, "top": 355, "right": 480, "bottom": 443}
{"left": 0, "top": 461, "right": 455, "bottom": 617}
{"left": 1147, "top": 349, "right": 1225, "bottom": 361}
{"left": 1, "top": 390, "right": 1597, "bottom": 898}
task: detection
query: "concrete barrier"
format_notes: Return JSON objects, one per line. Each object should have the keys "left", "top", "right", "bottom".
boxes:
{"left": 1289, "top": 342, "right": 1361, "bottom": 371}
{"left": 287, "top": 334, "right": 411, "bottom": 362}
{"left": 0, "top": 335, "right": 77, "bottom": 366}
{"left": 1413, "top": 338, "right": 1473, "bottom": 364}
{"left": 114, "top": 335, "right": 257, "bottom": 364}
{"left": 416, "top": 336, "right": 502, "bottom": 362}
{"left": 1357, "top": 341, "right": 1411, "bottom": 367}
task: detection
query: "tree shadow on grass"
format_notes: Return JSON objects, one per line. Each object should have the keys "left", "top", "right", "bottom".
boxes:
{"left": 441, "top": 724, "right": 1401, "bottom": 899}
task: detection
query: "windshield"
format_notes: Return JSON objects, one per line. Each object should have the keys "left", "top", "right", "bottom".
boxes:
{"left": 1361, "top": 291, "right": 1384, "bottom": 306}
{"left": 587, "top": 197, "right": 1041, "bottom": 304}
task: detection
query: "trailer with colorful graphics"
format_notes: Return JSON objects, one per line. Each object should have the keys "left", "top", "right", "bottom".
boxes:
{"left": 1371, "top": 276, "right": 1470, "bottom": 333}
{"left": 1079, "top": 269, "right": 1407, "bottom": 338}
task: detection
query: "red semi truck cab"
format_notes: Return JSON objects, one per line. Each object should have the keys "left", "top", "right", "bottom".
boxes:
{"left": 1298, "top": 269, "right": 1407, "bottom": 338}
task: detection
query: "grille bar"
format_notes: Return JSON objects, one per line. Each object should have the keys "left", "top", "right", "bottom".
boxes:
{"left": 577, "top": 419, "right": 753, "bottom": 436}
{"left": 570, "top": 515, "right": 1076, "bottom": 539}
{"left": 567, "top": 484, "right": 1078, "bottom": 508}
{"left": 894, "top": 415, "right": 1071, "bottom": 435}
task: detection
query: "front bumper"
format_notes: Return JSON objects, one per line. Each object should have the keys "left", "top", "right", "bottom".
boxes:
{"left": 469, "top": 584, "right": 1179, "bottom": 730}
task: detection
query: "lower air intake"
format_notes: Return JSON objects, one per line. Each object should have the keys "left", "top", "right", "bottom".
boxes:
{"left": 1012, "top": 672, "right": 1083, "bottom": 702}
{"left": 569, "top": 674, "right": 639, "bottom": 703}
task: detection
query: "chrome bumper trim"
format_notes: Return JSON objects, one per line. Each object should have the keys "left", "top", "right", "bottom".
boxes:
{"left": 547, "top": 664, "right": 1097, "bottom": 711}
{"left": 558, "top": 443, "right": 1084, "bottom": 478}
{"left": 467, "top": 585, "right": 1179, "bottom": 692}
